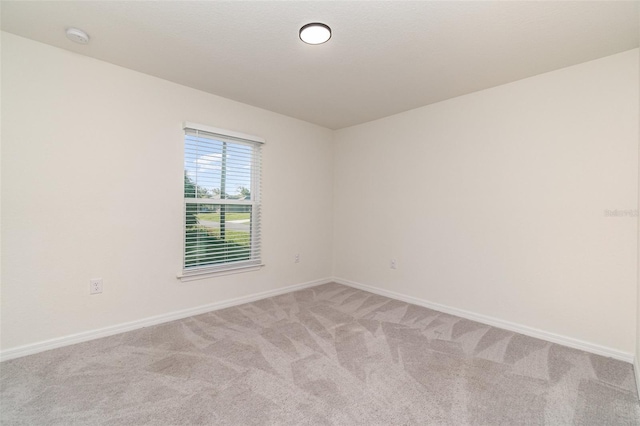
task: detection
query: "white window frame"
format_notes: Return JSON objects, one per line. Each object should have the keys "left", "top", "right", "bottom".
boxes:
{"left": 178, "top": 122, "right": 264, "bottom": 281}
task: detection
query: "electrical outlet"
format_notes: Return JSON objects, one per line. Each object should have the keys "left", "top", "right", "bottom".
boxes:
{"left": 390, "top": 259, "right": 397, "bottom": 270}
{"left": 90, "top": 278, "right": 103, "bottom": 295}
{"left": 294, "top": 254, "right": 300, "bottom": 263}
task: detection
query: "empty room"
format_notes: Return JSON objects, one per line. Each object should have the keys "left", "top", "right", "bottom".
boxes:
{"left": 1, "top": 1, "right": 640, "bottom": 424}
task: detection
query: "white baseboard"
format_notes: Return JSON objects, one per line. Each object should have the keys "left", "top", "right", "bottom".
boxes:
{"left": 3, "top": 276, "right": 633, "bottom": 365}
{"left": 333, "top": 277, "right": 635, "bottom": 363}
{"left": 0, "top": 277, "right": 332, "bottom": 362}
{"left": 634, "top": 357, "right": 640, "bottom": 400}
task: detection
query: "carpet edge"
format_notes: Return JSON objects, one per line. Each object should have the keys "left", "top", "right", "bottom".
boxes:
{"left": 0, "top": 277, "right": 333, "bottom": 362}
{"left": 333, "top": 276, "right": 634, "bottom": 363}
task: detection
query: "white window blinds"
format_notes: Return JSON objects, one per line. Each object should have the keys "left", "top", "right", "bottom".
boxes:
{"left": 182, "top": 122, "right": 263, "bottom": 275}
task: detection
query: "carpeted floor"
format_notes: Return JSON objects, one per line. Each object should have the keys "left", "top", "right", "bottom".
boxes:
{"left": 1, "top": 282, "right": 639, "bottom": 425}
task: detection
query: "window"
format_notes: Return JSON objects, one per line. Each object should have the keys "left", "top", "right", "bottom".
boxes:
{"left": 181, "top": 122, "right": 263, "bottom": 278}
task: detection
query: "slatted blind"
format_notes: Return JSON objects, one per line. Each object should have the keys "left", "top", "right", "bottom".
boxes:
{"left": 183, "top": 122, "right": 263, "bottom": 274}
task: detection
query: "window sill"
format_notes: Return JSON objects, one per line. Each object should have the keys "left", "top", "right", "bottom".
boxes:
{"left": 177, "top": 264, "right": 265, "bottom": 282}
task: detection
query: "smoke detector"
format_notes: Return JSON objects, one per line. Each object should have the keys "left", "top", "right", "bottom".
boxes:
{"left": 66, "top": 28, "right": 90, "bottom": 44}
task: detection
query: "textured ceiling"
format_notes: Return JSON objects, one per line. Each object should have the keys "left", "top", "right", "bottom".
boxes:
{"left": 1, "top": 1, "right": 638, "bottom": 129}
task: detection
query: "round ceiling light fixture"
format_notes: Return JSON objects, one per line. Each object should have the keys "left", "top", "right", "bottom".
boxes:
{"left": 299, "top": 23, "right": 331, "bottom": 45}
{"left": 66, "top": 27, "right": 90, "bottom": 44}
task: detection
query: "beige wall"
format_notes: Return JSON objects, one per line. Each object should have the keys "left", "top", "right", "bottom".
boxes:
{"left": 2, "top": 32, "right": 639, "bottom": 360}
{"left": 333, "top": 49, "right": 639, "bottom": 354}
{"left": 0, "top": 33, "right": 334, "bottom": 351}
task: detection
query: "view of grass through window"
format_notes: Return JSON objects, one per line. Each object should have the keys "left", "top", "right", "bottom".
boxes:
{"left": 184, "top": 202, "right": 252, "bottom": 267}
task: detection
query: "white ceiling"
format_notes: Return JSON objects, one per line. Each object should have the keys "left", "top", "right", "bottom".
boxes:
{"left": 1, "top": 1, "right": 638, "bottom": 129}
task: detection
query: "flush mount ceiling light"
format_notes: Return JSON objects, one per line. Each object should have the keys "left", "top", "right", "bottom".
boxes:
{"left": 299, "top": 23, "right": 331, "bottom": 45}
{"left": 66, "top": 27, "right": 90, "bottom": 44}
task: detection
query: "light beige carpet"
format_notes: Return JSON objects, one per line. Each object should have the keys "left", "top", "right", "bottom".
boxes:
{"left": 1, "top": 282, "right": 639, "bottom": 425}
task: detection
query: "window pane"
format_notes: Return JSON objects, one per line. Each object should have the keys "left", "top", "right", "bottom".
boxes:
{"left": 185, "top": 203, "right": 253, "bottom": 268}
{"left": 184, "top": 135, "right": 253, "bottom": 200}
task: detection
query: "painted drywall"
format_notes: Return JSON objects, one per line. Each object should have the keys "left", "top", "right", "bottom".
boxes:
{"left": 0, "top": 33, "right": 334, "bottom": 351}
{"left": 1, "top": 32, "right": 639, "bottom": 361}
{"left": 333, "top": 49, "right": 639, "bottom": 354}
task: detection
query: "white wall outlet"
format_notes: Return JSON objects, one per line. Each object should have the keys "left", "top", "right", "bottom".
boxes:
{"left": 294, "top": 254, "right": 300, "bottom": 263}
{"left": 390, "top": 259, "right": 397, "bottom": 269}
{"left": 90, "top": 278, "right": 103, "bottom": 295}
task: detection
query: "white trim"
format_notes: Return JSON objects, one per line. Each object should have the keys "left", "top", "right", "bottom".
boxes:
{"left": 0, "top": 277, "right": 332, "bottom": 362}
{"left": 183, "top": 121, "right": 265, "bottom": 144}
{"left": 184, "top": 198, "right": 254, "bottom": 206}
{"left": 634, "top": 357, "right": 640, "bottom": 400}
{"left": 4, "top": 276, "right": 632, "bottom": 365}
{"left": 178, "top": 264, "right": 264, "bottom": 282}
{"left": 333, "top": 277, "right": 635, "bottom": 363}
